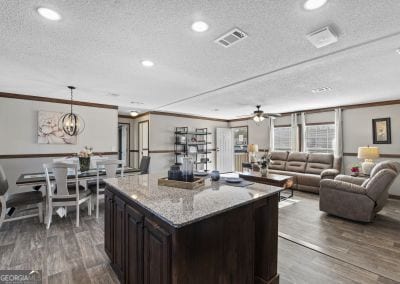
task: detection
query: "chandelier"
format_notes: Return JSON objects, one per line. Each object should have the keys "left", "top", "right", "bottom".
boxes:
{"left": 59, "top": 86, "right": 85, "bottom": 136}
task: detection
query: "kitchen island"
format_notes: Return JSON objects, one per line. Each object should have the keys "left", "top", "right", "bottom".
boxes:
{"left": 104, "top": 174, "right": 282, "bottom": 284}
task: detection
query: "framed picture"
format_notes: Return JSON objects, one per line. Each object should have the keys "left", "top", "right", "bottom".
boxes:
{"left": 372, "top": 118, "right": 391, "bottom": 144}
{"left": 38, "top": 111, "right": 77, "bottom": 144}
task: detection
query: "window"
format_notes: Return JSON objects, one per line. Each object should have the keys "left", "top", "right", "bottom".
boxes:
{"left": 305, "top": 124, "right": 335, "bottom": 153}
{"left": 273, "top": 127, "right": 291, "bottom": 151}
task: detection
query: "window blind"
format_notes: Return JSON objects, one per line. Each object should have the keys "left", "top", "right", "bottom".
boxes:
{"left": 273, "top": 127, "right": 291, "bottom": 151}
{"left": 305, "top": 124, "right": 335, "bottom": 153}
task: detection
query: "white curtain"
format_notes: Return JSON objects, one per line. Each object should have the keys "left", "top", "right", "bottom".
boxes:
{"left": 290, "top": 113, "right": 299, "bottom": 152}
{"left": 334, "top": 108, "right": 343, "bottom": 158}
{"left": 301, "top": 112, "right": 306, "bottom": 152}
{"left": 269, "top": 117, "right": 275, "bottom": 151}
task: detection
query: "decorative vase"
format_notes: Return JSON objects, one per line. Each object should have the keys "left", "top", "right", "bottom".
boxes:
{"left": 210, "top": 170, "right": 220, "bottom": 181}
{"left": 79, "top": 157, "right": 91, "bottom": 172}
{"left": 168, "top": 165, "right": 182, "bottom": 181}
{"left": 260, "top": 167, "right": 268, "bottom": 177}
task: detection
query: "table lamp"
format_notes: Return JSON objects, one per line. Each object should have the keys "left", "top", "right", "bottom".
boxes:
{"left": 248, "top": 144, "right": 259, "bottom": 163}
{"left": 357, "top": 146, "right": 380, "bottom": 175}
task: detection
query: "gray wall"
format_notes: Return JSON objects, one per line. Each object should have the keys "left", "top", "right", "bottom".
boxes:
{"left": 0, "top": 97, "right": 118, "bottom": 193}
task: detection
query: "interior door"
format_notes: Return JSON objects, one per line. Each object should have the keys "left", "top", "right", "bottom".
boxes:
{"left": 216, "top": 128, "right": 234, "bottom": 173}
{"left": 118, "top": 123, "right": 130, "bottom": 167}
{"left": 138, "top": 120, "right": 149, "bottom": 164}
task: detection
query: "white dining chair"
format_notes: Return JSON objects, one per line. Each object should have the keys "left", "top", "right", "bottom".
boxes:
{"left": 43, "top": 162, "right": 92, "bottom": 229}
{"left": 88, "top": 159, "right": 125, "bottom": 218}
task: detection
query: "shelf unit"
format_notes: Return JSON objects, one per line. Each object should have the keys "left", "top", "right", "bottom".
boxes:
{"left": 174, "top": 127, "right": 212, "bottom": 171}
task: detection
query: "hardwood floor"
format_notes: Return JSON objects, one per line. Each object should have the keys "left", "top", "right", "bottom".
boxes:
{"left": 279, "top": 191, "right": 400, "bottom": 283}
{"left": 0, "top": 192, "right": 399, "bottom": 283}
{"left": 0, "top": 206, "right": 118, "bottom": 284}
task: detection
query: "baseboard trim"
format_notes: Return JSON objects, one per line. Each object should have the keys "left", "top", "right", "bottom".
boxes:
{"left": 389, "top": 194, "right": 400, "bottom": 200}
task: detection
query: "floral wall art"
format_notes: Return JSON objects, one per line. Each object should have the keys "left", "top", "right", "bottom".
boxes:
{"left": 37, "top": 111, "right": 77, "bottom": 144}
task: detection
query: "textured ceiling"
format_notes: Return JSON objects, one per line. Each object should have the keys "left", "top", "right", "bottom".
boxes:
{"left": 1, "top": 0, "right": 400, "bottom": 119}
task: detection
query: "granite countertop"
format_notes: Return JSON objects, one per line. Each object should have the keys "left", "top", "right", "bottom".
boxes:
{"left": 104, "top": 173, "right": 282, "bottom": 228}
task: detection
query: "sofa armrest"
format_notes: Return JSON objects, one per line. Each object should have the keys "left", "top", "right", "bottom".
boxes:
{"left": 334, "top": 175, "right": 367, "bottom": 186}
{"left": 320, "top": 179, "right": 367, "bottom": 195}
{"left": 321, "top": 169, "right": 340, "bottom": 180}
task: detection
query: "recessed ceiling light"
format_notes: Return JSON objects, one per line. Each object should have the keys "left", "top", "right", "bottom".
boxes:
{"left": 312, "top": 87, "right": 332, "bottom": 93}
{"left": 141, "top": 60, "right": 154, "bottom": 67}
{"left": 130, "top": 111, "right": 139, "bottom": 117}
{"left": 191, "top": 21, "right": 209, "bottom": 32}
{"left": 396, "top": 48, "right": 400, "bottom": 55}
{"left": 304, "top": 0, "right": 327, "bottom": 10}
{"left": 37, "top": 7, "right": 61, "bottom": 21}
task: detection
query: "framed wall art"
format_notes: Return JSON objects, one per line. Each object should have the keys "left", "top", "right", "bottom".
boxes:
{"left": 372, "top": 117, "right": 391, "bottom": 144}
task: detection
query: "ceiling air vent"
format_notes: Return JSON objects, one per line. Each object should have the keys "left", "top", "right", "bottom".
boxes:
{"left": 215, "top": 28, "right": 247, "bottom": 48}
{"left": 306, "top": 26, "right": 338, "bottom": 48}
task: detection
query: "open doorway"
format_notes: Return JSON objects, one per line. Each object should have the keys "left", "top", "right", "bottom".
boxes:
{"left": 138, "top": 120, "right": 149, "bottom": 166}
{"left": 118, "top": 123, "right": 130, "bottom": 167}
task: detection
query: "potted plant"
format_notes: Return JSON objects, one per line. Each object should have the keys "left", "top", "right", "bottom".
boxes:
{"left": 350, "top": 164, "right": 361, "bottom": 176}
{"left": 259, "top": 152, "right": 271, "bottom": 177}
{"left": 78, "top": 146, "right": 93, "bottom": 172}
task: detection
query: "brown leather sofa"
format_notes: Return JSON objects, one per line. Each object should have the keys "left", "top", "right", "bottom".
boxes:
{"left": 320, "top": 161, "right": 400, "bottom": 222}
{"left": 268, "top": 151, "right": 342, "bottom": 193}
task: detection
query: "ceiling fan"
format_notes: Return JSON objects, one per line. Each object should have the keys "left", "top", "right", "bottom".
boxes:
{"left": 252, "top": 105, "right": 281, "bottom": 122}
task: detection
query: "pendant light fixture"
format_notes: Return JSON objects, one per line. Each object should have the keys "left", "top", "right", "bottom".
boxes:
{"left": 59, "top": 86, "right": 85, "bottom": 136}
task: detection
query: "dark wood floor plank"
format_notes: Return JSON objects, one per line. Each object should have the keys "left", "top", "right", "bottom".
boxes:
{"left": 1, "top": 191, "right": 399, "bottom": 283}
{"left": 279, "top": 191, "right": 400, "bottom": 282}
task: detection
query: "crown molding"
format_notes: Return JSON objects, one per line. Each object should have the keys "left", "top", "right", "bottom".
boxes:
{"left": 0, "top": 92, "right": 118, "bottom": 110}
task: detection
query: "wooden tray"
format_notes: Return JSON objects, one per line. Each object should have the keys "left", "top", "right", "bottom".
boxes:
{"left": 158, "top": 177, "right": 205, "bottom": 190}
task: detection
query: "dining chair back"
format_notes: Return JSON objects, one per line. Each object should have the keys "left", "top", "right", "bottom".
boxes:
{"left": 43, "top": 162, "right": 91, "bottom": 228}
{"left": 139, "top": 156, "right": 151, "bottom": 174}
{"left": 98, "top": 159, "right": 125, "bottom": 179}
{"left": 0, "top": 165, "right": 9, "bottom": 196}
{"left": 44, "top": 162, "right": 78, "bottom": 198}
{"left": 91, "top": 159, "right": 125, "bottom": 218}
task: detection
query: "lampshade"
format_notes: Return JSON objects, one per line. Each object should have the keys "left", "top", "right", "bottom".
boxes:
{"left": 357, "top": 146, "right": 380, "bottom": 160}
{"left": 248, "top": 144, "right": 259, "bottom": 153}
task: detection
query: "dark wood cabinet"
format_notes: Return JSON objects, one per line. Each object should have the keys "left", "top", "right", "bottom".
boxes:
{"left": 113, "top": 196, "right": 126, "bottom": 281}
{"left": 105, "top": 185, "right": 279, "bottom": 284}
{"left": 143, "top": 219, "right": 171, "bottom": 284}
{"left": 125, "top": 205, "right": 144, "bottom": 284}
{"left": 104, "top": 190, "right": 113, "bottom": 260}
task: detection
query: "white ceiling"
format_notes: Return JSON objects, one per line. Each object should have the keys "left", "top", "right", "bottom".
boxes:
{"left": 1, "top": 1, "right": 400, "bottom": 119}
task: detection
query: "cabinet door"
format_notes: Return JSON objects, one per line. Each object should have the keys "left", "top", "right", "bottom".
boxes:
{"left": 125, "top": 205, "right": 144, "bottom": 284}
{"left": 113, "top": 196, "right": 126, "bottom": 281}
{"left": 143, "top": 219, "right": 171, "bottom": 284}
{"left": 104, "top": 190, "right": 113, "bottom": 260}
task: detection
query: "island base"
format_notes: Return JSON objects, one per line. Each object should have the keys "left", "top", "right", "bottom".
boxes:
{"left": 105, "top": 185, "right": 280, "bottom": 284}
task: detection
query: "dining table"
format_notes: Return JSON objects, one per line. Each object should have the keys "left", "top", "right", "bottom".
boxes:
{"left": 15, "top": 167, "right": 142, "bottom": 222}
{"left": 15, "top": 167, "right": 141, "bottom": 187}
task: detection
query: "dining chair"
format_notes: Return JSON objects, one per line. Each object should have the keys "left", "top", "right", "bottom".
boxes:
{"left": 0, "top": 165, "right": 43, "bottom": 228}
{"left": 88, "top": 159, "right": 125, "bottom": 218}
{"left": 43, "top": 162, "right": 92, "bottom": 229}
{"left": 139, "top": 156, "right": 151, "bottom": 174}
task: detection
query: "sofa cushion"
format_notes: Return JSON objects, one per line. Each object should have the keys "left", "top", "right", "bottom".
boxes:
{"left": 269, "top": 151, "right": 288, "bottom": 170}
{"left": 270, "top": 151, "right": 289, "bottom": 161}
{"left": 305, "top": 153, "right": 334, "bottom": 175}
{"left": 285, "top": 152, "right": 308, "bottom": 173}
{"left": 296, "top": 173, "right": 321, "bottom": 188}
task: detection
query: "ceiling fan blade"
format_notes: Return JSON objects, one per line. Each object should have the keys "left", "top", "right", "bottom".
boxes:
{"left": 262, "top": 113, "right": 282, "bottom": 118}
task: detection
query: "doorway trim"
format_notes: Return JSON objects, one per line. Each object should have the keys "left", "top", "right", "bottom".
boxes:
{"left": 138, "top": 120, "right": 150, "bottom": 166}
{"left": 118, "top": 122, "right": 131, "bottom": 167}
